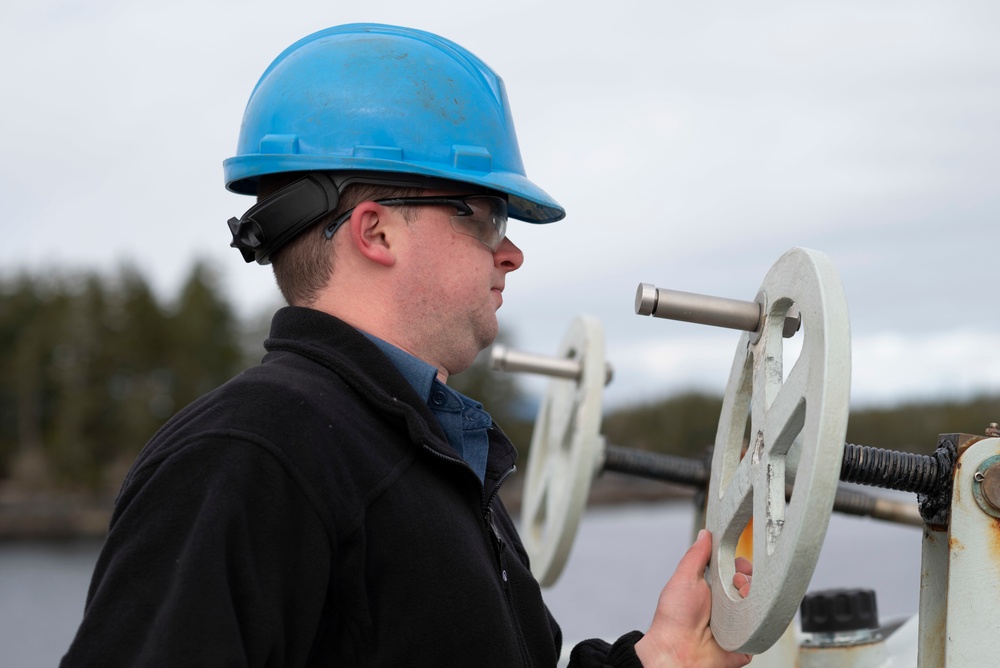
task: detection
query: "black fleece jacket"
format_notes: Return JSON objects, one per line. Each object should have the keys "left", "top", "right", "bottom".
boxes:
{"left": 61, "top": 307, "right": 644, "bottom": 667}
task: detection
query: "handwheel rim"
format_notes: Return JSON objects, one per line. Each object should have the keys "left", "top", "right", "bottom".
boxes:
{"left": 520, "top": 315, "right": 606, "bottom": 587}
{"left": 706, "top": 247, "right": 851, "bottom": 653}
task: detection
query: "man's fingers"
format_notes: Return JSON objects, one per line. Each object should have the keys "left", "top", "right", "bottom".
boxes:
{"left": 675, "top": 529, "right": 713, "bottom": 580}
{"left": 677, "top": 532, "right": 752, "bottom": 586}
{"left": 676, "top": 531, "right": 753, "bottom": 598}
{"left": 733, "top": 572, "right": 752, "bottom": 598}
{"left": 734, "top": 556, "right": 753, "bottom": 597}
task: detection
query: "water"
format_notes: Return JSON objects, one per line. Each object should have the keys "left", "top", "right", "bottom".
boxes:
{"left": 0, "top": 501, "right": 922, "bottom": 667}
{"left": 543, "top": 500, "right": 923, "bottom": 645}
{"left": 0, "top": 539, "right": 101, "bottom": 668}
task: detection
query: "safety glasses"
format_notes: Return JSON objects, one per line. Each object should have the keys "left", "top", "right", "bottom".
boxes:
{"left": 323, "top": 195, "right": 509, "bottom": 252}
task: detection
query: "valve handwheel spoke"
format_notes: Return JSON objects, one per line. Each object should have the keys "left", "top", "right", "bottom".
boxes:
{"left": 706, "top": 247, "right": 851, "bottom": 653}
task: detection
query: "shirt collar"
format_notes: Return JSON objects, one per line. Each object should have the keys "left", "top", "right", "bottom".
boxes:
{"left": 361, "top": 332, "right": 438, "bottom": 401}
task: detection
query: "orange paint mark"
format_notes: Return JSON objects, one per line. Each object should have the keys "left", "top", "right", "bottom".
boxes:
{"left": 736, "top": 518, "right": 753, "bottom": 561}
{"left": 990, "top": 517, "right": 1000, "bottom": 561}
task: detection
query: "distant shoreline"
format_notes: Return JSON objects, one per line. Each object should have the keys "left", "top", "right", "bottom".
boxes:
{"left": 0, "top": 472, "right": 695, "bottom": 541}
{"left": 499, "top": 471, "right": 696, "bottom": 516}
{"left": 0, "top": 488, "right": 111, "bottom": 541}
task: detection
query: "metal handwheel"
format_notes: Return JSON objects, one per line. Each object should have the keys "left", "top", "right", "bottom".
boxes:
{"left": 706, "top": 247, "right": 851, "bottom": 653}
{"left": 517, "top": 315, "right": 606, "bottom": 587}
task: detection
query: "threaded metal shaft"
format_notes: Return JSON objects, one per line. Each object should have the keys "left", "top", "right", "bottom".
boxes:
{"left": 603, "top": 440, "right": 951, "bottom": 498}
{"left": 840, "top": 443, "right": 943, "bottom": 495}
{"left": 603, "top": 444, "right": 709, "bottom": 487}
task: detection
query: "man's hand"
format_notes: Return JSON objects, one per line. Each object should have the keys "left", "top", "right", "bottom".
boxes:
{"left": 733, "top": 556, "right": 752, "bottom": 598}
{"left": 633, "top": 529, "right": 753, "bottom": 668}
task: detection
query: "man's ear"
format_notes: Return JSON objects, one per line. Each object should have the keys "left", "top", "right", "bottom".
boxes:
{"left": 348, "top": 202, "right": 396, "bottom": 267}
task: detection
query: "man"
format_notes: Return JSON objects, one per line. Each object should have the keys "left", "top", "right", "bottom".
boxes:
{"left": 62, "top": 24, "right": 752, "bottom": 667}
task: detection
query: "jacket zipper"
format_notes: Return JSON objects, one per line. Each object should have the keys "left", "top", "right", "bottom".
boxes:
{"left": 484, "top": 507, "right": 509, "bottom": 590}
{"left": 421, "top": 442, "right": 532, "bottom": 666}
{"left": 420, "top": 442, "right": 515, "bottom": 583}
{"left": 484, "top": 468, "right": 533, "bottom": 667}
{"left": 483, "top": 465, "right": 516, "bottom": 588}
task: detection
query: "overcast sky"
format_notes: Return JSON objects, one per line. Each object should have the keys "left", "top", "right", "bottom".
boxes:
{"left": 4, "top": 0, "right": 1000, "bottom": 419}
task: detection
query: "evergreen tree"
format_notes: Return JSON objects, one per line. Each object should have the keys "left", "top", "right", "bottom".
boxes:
{"left": 0, "top": 275, "right": 49, "bottom": 479}
{"left": 167, "top": 261, "right": 246, "bottom": 411}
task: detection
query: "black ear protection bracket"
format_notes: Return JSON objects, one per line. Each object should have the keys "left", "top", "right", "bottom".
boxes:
{"left": 227, "top": 173, "right": 341, "bottom": 265}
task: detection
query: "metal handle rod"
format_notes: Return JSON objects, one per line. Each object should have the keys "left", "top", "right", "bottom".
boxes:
{"left": 635, "top": 283, "right": 801, "bottom": 338}
{"left": 602, "top": 443, "right": 923, "bottom": 527}
{"left": 832, "top": 485, "right": 924, "bottom": 526}
{"left": 490, "top": 345, "right": 614, "bottom": 385}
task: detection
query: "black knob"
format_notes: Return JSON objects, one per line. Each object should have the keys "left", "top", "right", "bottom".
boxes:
{"left": 800, "top": 588, "right": 879, "bottom": 634}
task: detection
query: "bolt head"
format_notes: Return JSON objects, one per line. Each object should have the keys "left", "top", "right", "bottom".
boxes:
{"left": 981, "top": 465, "right": 1000, "bottom": 511}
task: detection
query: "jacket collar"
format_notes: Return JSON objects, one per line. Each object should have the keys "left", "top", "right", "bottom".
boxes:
{"left": 264, "top": 307, "right": 518, "bottom": 486}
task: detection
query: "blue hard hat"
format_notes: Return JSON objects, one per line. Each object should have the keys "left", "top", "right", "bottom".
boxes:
{"left": 224, "top": 23, "right": 564, "bottom": 227}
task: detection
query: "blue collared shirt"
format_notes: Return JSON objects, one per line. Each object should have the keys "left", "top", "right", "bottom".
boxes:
{"left": 364, "top": 334, "right": 492, "bottom": 484}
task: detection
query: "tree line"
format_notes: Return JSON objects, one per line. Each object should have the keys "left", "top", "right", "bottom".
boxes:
{"left": 0, "top": 262, "right": 528, "bottom": 498}
{"left": 0, "top": 263, "right": 248, "bottom": 496}
{"left": 1, "top": 262, "right": 997, "bottom": 499}
{"left": 602, "top": 392, "right": 1000, "bottom": 461}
